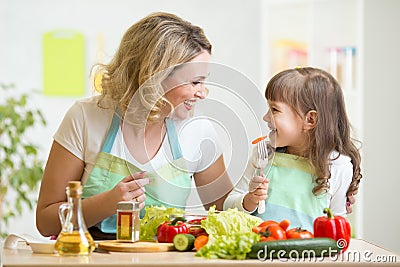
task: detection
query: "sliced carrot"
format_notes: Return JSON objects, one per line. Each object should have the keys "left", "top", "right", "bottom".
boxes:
{"left": 279, "top": 219, "right": 290, "bottom": 231}
{"left": 251, "top": 136, "right": 267, "bottom": 145}
{"left": 194, "top": 235, "right": 209, "bottom": 251}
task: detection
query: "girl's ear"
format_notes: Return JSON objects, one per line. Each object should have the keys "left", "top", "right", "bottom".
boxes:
{"left": 304, "top": 110, "right": 317, "bottom": 130}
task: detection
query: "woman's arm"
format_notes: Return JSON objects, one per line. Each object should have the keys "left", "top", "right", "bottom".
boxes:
{"left": 36, "top": 141, "right": 86, "bottom": 236}
{"left": 346, "top": 190, "right": 357, "bottom": 214}
{"left": 193, "top": 155, "right": 233, "bottom": 211}
{"left": 36, "top": 141, "right": 149, "bottom": 236}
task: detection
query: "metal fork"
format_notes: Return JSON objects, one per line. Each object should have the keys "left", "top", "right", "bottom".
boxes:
{"left": 254, "top": 139, "right": 268, "bottom": 214}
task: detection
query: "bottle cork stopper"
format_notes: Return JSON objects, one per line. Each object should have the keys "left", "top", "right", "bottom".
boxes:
{"left": 68, "top": 181, "right": 81, "bottom": 190}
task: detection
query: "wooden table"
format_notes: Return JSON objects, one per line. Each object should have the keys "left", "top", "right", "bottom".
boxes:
{"left": 1, "top": 239, "right": 399, "bottom": 266}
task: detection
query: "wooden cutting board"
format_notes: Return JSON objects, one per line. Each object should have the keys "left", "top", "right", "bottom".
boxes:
{"left": 98, "top": 241, "right": 175, "bottom": 252}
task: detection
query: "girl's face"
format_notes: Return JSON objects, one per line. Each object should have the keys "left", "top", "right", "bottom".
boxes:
{"left": 263, "top": 100, "right": 307, "bottom": 156}
{"left": 163, "top": 51, "right": 211, "bottom": 119}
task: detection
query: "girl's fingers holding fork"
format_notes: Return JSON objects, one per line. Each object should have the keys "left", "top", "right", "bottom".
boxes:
{"left": 249, "top": 176, "right": 268, "bottom": 192}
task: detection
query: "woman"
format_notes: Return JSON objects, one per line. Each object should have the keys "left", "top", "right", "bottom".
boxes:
{"left": 36, "top": 12, "right": 233, "bottom": 239}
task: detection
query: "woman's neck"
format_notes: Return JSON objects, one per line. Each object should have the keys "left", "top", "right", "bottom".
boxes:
{"left": 123, "top": 119, "right": 166, "bottom": 164}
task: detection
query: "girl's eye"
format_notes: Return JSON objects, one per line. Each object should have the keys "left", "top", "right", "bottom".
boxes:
{"left": 192, "top": 81, "right": 201, "bottom": 85}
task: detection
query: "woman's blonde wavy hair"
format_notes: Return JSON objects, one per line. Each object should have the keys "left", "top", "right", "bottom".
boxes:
{"left": 265, "top": 67, "right": 362, "bottom": 197}
{"left": 92, "top": 12, "right": 212, "bottom": 125}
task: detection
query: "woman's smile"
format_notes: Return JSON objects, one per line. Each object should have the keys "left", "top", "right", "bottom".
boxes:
{"left": 183, "top": 99, "right": 197, "bottom": 110}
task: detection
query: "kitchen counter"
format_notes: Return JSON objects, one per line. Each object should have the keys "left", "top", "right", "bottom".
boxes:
{"left": 1, "top": 239, "right": 399, "bottom": 266}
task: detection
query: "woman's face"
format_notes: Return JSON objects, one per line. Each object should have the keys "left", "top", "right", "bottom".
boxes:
{"left": 263, "top": 100, "right": 307, "bottom": 154}
{"left": 163, "top": 51, "right": 211, "bottom": 119}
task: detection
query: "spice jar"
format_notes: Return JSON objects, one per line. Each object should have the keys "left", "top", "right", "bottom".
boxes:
{"left": 116, "top": 201, "right": 140, "bottom": 242}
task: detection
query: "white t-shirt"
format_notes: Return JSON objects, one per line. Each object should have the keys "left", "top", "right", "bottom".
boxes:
{"left": 223, "top": 150, "right": 353, "bottom": 217}
{"left": 54, "top": 96, "right": 223, "bottom": 184}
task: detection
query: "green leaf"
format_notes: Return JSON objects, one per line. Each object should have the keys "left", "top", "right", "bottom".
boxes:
{"left": 0, "top": 83, "right": 47, "bottom": 237}
{"left": 195, "top": 207, "right": 262, "bottom": 260}
{"left": 24, "top": 145, "right": 38, "bottom": 155}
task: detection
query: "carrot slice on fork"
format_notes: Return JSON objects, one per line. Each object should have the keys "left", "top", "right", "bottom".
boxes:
{"left": 251, "top": 136, "right": 267, "bottom": 145}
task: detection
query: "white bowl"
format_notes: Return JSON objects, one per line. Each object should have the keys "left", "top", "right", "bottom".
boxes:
{"left": 28, "top": 240, "right": 56, "bottom": 254}
{"left": 4, "top": 233, "right": 56, "bottom": 254}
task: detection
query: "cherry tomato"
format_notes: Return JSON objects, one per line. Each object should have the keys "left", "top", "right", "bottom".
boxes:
{"left": 286, "top": 227, "right": 314, "bottom": 239}
{"left": 261, "top": 224, "right": 287, "bottom": 241}
{"left": 279, "top": 219, "right": 290, "bottom": 231}
{"left": 257, "top": 220, "right": 279, "bottom": 228}
{"left": 187, "top": 217, "right": 207, "bottom": 237}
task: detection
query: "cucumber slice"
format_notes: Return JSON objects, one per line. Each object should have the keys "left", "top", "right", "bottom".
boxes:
{"left": 173, "top": 234, "right": 195, "bottom": 251}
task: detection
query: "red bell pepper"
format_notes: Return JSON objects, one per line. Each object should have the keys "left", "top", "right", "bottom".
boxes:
{"left": 313, "top": 208, "right": 351, "bottom": 252}
{"left": 157, "top": 217, "right": 188, "bottom": 243}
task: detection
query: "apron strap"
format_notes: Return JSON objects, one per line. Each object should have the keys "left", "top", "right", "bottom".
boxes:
{"left": 101, "top": 110, "right": 121, "bottom": 153}
{"left": 165, "top": 117, "right": 183, "bottom": 160}
{"left": 101, "top": 112, "right": 183, "bottom": 160}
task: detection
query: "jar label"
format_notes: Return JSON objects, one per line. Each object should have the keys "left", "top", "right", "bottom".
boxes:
{"left": 117, "top": 211, "right": 133, "bottom": 240}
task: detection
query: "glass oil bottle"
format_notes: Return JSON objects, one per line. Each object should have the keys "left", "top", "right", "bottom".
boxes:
{"left": 55, "top": 181, "right": 95, "bottom": 256}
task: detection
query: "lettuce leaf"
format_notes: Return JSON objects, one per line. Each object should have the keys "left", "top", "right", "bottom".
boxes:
{"left": 196, "top": 232, "right": 260, "bottom": 260}
{"left": 196, "top": 207, "right": 262, "bottom": 259}
{"left": 201, "top": 206, "right": 262, "bottom": 236}
{"left": 139, "top": 206, "right": 185, "bottom": 241}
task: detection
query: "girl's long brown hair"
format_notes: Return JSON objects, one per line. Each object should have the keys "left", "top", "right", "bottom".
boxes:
{"left": 265, "top": 67, "right": 362, "bottom": 196}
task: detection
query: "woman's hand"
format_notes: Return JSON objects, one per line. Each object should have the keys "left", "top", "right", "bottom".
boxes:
{"left": 243, "top": 175, "right": 269, "bottom": 212}
{"left": 110, "top": 172, "right": 150, "bottom": 210}
{"left": 346, "top": 189, "right": 357, "bottom": 214}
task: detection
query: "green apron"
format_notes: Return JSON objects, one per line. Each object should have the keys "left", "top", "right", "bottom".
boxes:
{"left": 82, "top": 111, "right": 192, "bottom": 234}
{"left": 253, "top": 152, "right": 328, "bottom": 232}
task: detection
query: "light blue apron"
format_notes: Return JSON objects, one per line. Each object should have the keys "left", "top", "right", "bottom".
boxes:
{"left": 253, "top": 152, "right": 328, "bottom": 232}
{"left": 82, "top": 111, "right": 192, "bottom": 233}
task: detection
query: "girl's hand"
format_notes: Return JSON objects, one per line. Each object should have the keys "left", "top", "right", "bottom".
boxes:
{"left": 248, "top": 175, "right": 268, "bottom": 193}
{"left": 243, "top": 176, "right": 269, "bottom": 212}
{"left": 248, "top": 175, "right": 269, "bottom": 203}
{"left": 110, "top": 172, "right": 150, "bottom": 210}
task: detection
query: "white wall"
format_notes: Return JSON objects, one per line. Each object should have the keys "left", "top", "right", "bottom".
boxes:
{"left": 0, "top": 0, "right": 265, "bottom": 238}
{"left": 362, "top": 0, "right": 400, "bottom": 254}
{"left": 2, "top": 0, "right": 400, "bottom": 256}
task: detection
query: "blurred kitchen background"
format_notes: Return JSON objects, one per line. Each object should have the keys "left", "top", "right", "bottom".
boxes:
{"left": 1, "top": 0, "right": 399, "bottom": 254}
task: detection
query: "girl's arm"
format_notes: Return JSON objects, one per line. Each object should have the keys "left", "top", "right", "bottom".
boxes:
{"left": 328, "top": 157, "right": 353, "bottom": 216}
{"left": 193, "top": 155, "right": 233, "bottom": 211}
{"left": 36, "top": 141, "right": 149, "bottom": 236}
{"left": 223, "top": 160, "right": 266, "bottom": 213}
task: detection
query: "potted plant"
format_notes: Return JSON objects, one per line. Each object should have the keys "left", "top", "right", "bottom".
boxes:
{"left": 0, "top": 83, "right": 46, "bottom": 238}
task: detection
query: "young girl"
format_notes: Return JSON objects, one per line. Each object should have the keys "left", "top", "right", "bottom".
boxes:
{"left": 224, "top": 67, "right": 362, "bottom": 231}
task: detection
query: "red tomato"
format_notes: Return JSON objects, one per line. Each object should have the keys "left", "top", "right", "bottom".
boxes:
{"left": 257, "top": 220, "right": 279, "bottom": 228}
{"left": 286, "top": 227, "right": 314, "bottom": 239}
{"left": 187, "top": 217, "right": 207, "bottom": 237}
{"left": 259, "top": 224, "right": 287, "bottom": 241}
{"left": 279, "top": 219, "right": 290, "bottom": 231}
